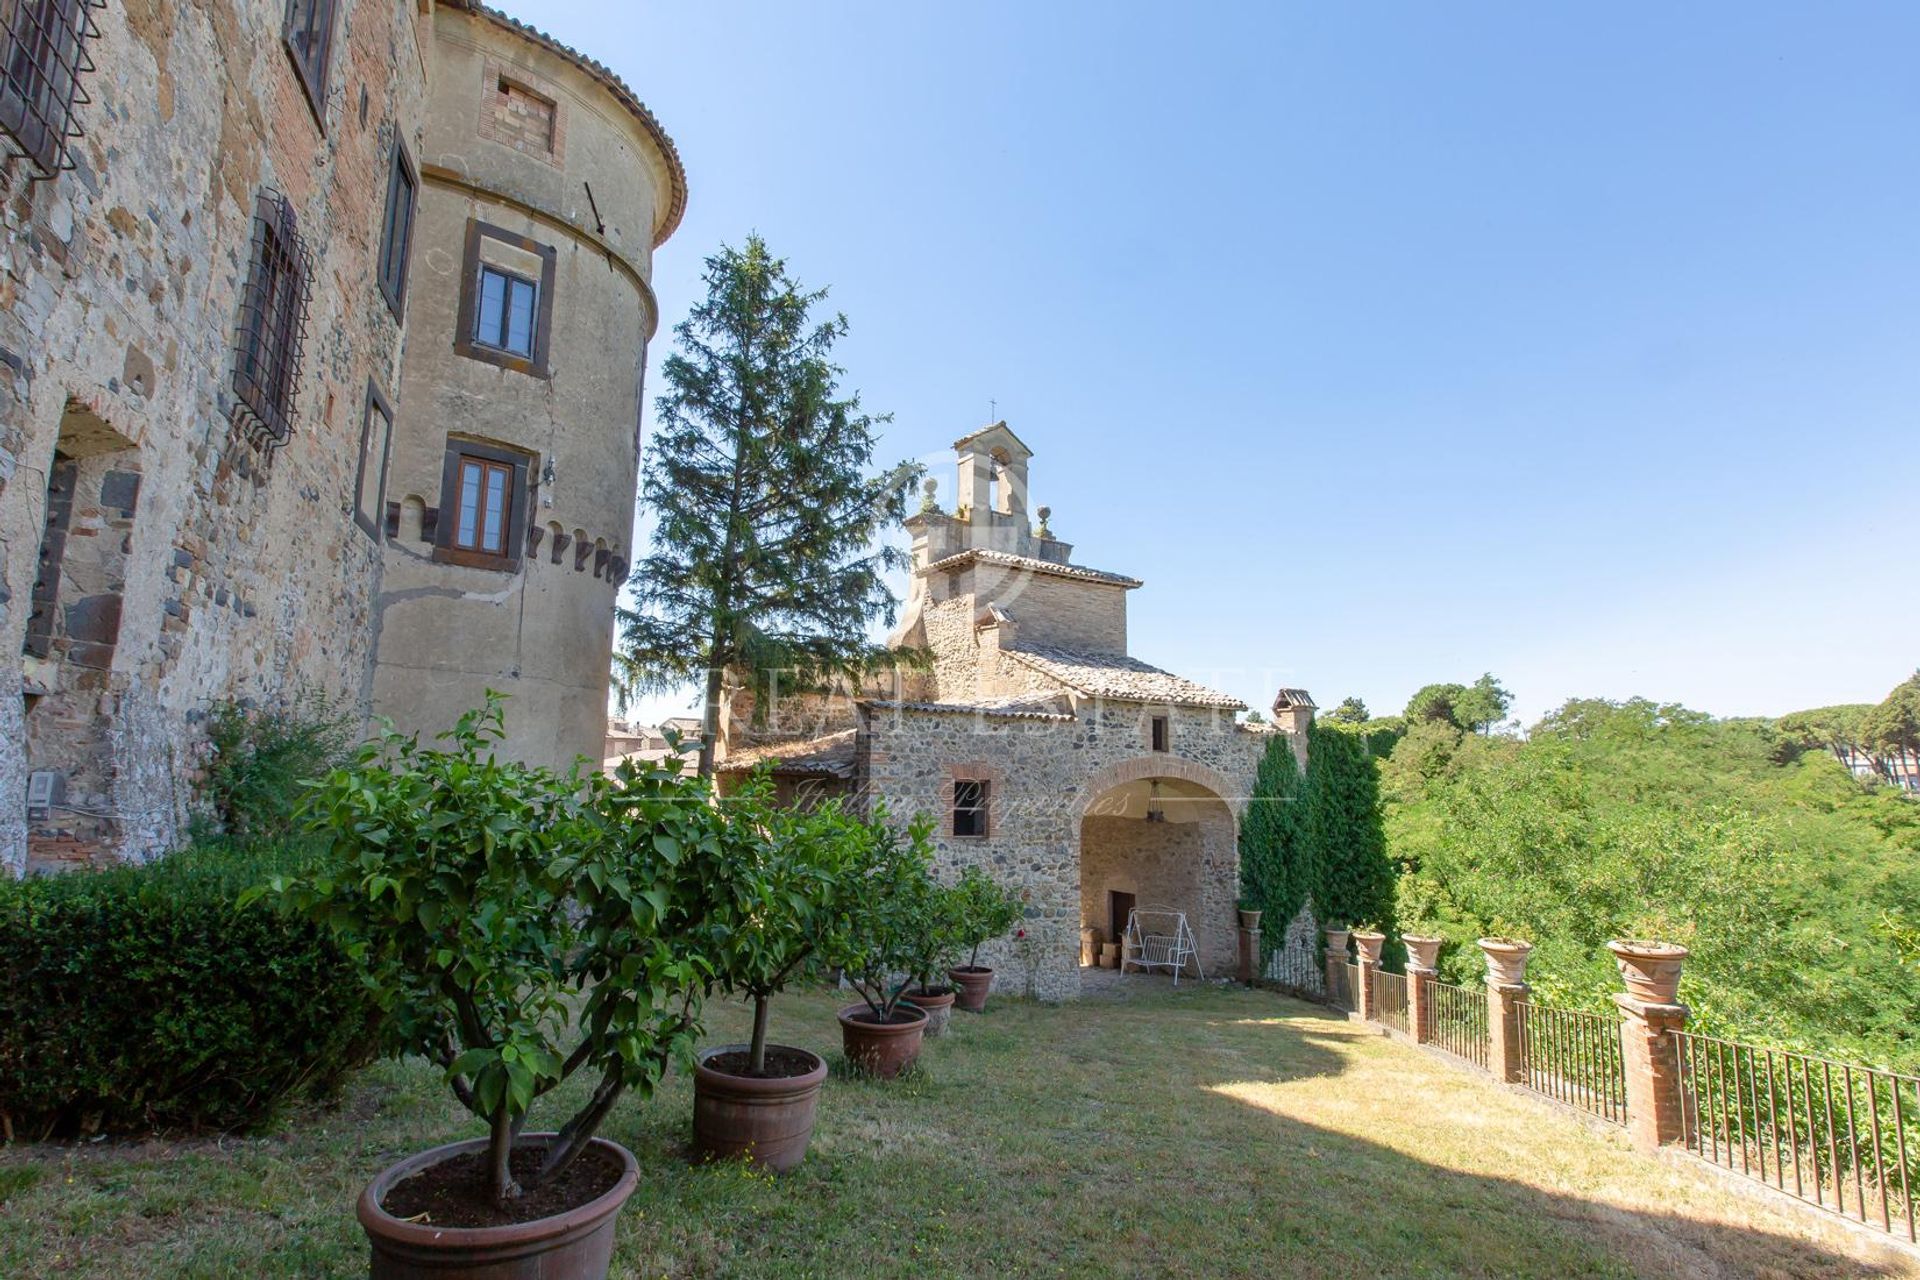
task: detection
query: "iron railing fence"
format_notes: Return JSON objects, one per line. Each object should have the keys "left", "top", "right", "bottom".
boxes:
{"left": 1373, "top": 968, "right": 1409, "bottom": 1035}
{"left": 1263, "top": 945, "right": 1324, "bottom": 995}
{"left": 1517, "top": 1000, "right": 1627, "bottom": 1126}
{"left": 1428, "top": 980, "right": 1488, "bottom": 1069}
{"left": 1326, "top": 961, "right": 1358, "bottom": 1012}
{"left": 1675, "top": 1031, "right": 1917, "bottom": 1241}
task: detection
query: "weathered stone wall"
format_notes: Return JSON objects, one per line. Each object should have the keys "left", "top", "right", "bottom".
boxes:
{"left": 973, "top": 570, "right": 1127, "bottom": 656}
{"left": 0, "top": 0, "right": 431, "bottom": 871}
{"left": 861, "top": 698, "right": 1271, "bottom": 999}
{"left": 1080, "top": 809, "right": 1237, "bottom": 976}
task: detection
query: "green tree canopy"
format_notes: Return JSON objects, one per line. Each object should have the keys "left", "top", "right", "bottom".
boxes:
{"left": 1325, "top": 696, "right": 1369, "bottom": 725}
{"left": 1453, "top": 673, "right": 1513, "bottom": 735}
{"left": 1405, "top": 682, "right": 1468, "bottom": 727}
{"left": 1862, "top": 671, "right": 1920, "bottom": 774}
{"left": 615, "top": 236, "right": 920, "bottom": 776}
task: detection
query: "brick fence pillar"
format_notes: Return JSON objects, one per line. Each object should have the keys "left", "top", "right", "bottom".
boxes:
{"left": 1616, "top": 995, "right": 1689, "bottom": 1152}
{"left": 1406, "top": 965, "right": 1435, "bottom": 1043}
{"left": 1609, "top": 939, "right": 1691, "bottom": 1153}
{"left": 1487, "top": 983, "right": 1528, "bottom": 1083}
{"left": 1478, "top": 938, "right": 1533, "bottom": 1084}
{"left": 1353, "top": 931, "right": 1385, "bottom": 1021}
{"left": 1236, "top": 925, "right": 1260, "bottom": 985}
{"left": 1324, "top": 927, "right": 1351, "bottom": 1006}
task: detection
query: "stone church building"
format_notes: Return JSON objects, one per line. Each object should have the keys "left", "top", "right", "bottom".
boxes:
{"left": 0, "top": 2, "right": 683, "bottom": 873}
{"left": 720, "top": 424, "right": 1313, "bottom": 1000}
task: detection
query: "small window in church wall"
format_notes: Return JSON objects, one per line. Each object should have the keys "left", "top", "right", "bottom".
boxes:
{"left": 1151, "top": 715, "right": 1170, "bottom": 753}
{"left": 953, "top": 779, "right": 989, "bottom": 838}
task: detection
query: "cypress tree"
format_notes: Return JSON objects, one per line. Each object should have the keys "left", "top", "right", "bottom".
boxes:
{"left": 615, "top": 237, "right": 919, "bottom": 776}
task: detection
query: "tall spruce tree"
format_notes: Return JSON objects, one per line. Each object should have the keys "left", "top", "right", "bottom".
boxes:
{"left": 615, "top": 237, "right": 918, "bottom": 777}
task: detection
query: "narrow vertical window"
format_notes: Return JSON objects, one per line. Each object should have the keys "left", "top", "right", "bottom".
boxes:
{"left": 282, "top": 0, "right": 337, "bottom": 126}
{"left": 231, "top": 190, "right": 313, "bottom": 451}
{"left": 434, "top": 439, "right": 532, "bottom": 570}
{"left": 953, "top": 779, "right": 989, "bottom": 838}
{"left": 0, "top": 0, "right": 101, "bottom": 179}
{"left": 377, "top": 141, "right": 417, "bottom": 319}
{"left": 353, "top": 383, "right": 392, "bottom": 540}
{"left": 1150, "top": 715, "right": 1169, "bottom": 753}
{"left": 474, "top": 265, "right": 538, "bottom": 357}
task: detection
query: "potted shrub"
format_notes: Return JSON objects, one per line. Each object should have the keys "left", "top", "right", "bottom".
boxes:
{"left": 1477, "top": 936, "right": 1533, "bottom": 987}
{"left": 830, "top": 812, "right": 939, "bottom": 1078}
{"left": 1324, "top": 924, "right": 1352, "bottom": 959}
{"left": 946, "top": 866, "right": 1023, "bottom": 1012}
{"left": 690, "top": 779, "right": 864, "bottom": 1171}
{"left": 249, "top": 700, "right": 726, "bottom": 1280}
{"left": 1351, "top": 926, "right": 1387, "bottom": 967}
{"left": 1607, "top": 939, "right": 1689, "bottom": 1004}
{"left": 902, "top": 879, "right": 968, "bottom": 1035}
{"left": 1237, "top": 900, "right": 1263, "bottom": 931}
{"left": 1401, "top": 932, "right": 1445, "bottom": 972}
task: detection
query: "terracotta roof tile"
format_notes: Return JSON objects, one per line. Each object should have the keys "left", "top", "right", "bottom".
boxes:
{"left": 924, "top": 548, "right": 1141, "bottom": 588}
{"left": 1005, "top": 644, "right": 1246, "bottom": 710}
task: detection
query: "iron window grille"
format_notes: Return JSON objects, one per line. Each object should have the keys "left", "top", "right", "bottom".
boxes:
{"left": 231, "top": 190, "right": 314, "bottom": 452}
{"left": 473, "top": 264, "right": 538, "bottom": 357}
{"left": 953, "top": 779, "right": 989, "bottom": 838}
{"left": 0, "top": 0, "right": 103, "bottom": 180}
{"left": 377, "top": 139, "right": 417, "bottom": 319}
{"left": 282, "top": 0, "right": 337, "bottom": 128}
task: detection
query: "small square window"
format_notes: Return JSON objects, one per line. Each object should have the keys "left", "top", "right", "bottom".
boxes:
{"left": 1151, "top": 715, "right": 1169, "bottom": 753}
{"left": 953, "top": 779, "right": 989, "bottom": 838}
{"left": 474, "top": 265, "right": 538, "bottom": 357}
{"left": 377, "top": 141, "right": 417, "bottom": 320}
{"left": 0, "top": 0, "right": 102, "bottom": 180}
{"left": 353, "top": 383, "right": 392, "bottom": 541}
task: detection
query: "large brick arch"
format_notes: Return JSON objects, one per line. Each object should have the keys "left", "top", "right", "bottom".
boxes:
{"left": 1075, "top": 755, "right": 1245, "bottom": 822}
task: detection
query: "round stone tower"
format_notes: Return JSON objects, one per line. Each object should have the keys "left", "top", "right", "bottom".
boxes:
{"left": 369, "top": 4, "right": 686, "bottom": 768}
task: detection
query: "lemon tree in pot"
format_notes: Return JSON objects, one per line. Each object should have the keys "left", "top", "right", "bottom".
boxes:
{"left": 902, "top": 879, "right": 969, "bottom": 1035}
{"left": 691, "top": 779, "right": 866, "bottom": 1170}
{"left": 830, "top": 811, "right": 940, "bottom": 1078}
{"left": 248, "top": 699, "right": 726, "bottom": 1280}
{"left": 947, "top": 866, "right": 1023, "bottom": 1013}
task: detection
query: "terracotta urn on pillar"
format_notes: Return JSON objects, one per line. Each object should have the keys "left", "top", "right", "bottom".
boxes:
{"left": 1352, "top": 930, "right": 1387, "bottom": 966}
{"left": 1477, "top": 937, "right": 1532, "bottom": 987}
{"left": 1401, "top": 934, "right": 1444, "bottom": 972}
{"left": 1607, "top": 940, "right": 1688, "bottom": 1005}
{"left": 1324, "top": 926, "right": 1352, "bottom": 958}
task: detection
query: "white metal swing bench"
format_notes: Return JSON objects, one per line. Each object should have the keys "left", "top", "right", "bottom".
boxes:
{"left": 1122, "top": 907, "right": 1203, "bottom": 984}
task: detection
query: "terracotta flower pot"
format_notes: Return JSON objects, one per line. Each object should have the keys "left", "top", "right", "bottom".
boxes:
{"left": 1607, "top": 940, "right": 1689, "bottom": 1005}
{"left": 948, "top": 965, "right": 994, "bottom": 1011}
{"left": 837, "top": 1003, "right": 928, "bottom": 1079}
{"left": 691, "top": 1043, "right": 828, "bottom": 1173}
{"left": 359, "top": 1134, "right": 637, "bottom": 1280}
{"left": 1324, "top": 927, "right": 1352, "bottom": 958}
{"left": 1401, "top": 934, "right": 1444, "bottom": 972}
{"left": 904, "top": 986, "right": 957, "bottom": 1036}
{"left": 1238, "top": 908, "right": 1263, "bottom": 931}
{"left": 1477, "top": 937, "right": 1533, "bottom": 987}
{"left": 1352, "top": 931, "right": 1386, "bottom": 966}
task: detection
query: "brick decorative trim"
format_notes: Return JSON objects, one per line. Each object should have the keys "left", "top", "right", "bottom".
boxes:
{"left": 1074, "top": 754, "right": 1242, "bottom": 818}
{"left": 476, "top": 56, "right": 568, "bottom": 167}
{"left": 942, "top": 761, "right": 1005, "bottom": 839}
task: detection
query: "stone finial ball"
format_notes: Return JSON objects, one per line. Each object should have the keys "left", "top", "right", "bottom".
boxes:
{"left": 1037, "top": 505, "right": 1051, "bottom": 520}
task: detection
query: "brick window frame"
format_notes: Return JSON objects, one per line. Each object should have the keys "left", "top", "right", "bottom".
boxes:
{"left": 454, "top": 219, "right": 556, "bottom": 378}
{"left": 433, "top": 436, "right": 534, "bottom": 572}
{"left": 282, "top": 0, "right": 337, "bottom": 131}
{"left": 352, "top": 381, "right": 392, "bottom": 541}
{"left": 376, "top": 137, "right": 418, "bottom": 321}
{"left": 0, "top": 0, "right": 102, "bottom": 180}
{"left": 944, "top": 762, "right": 1004, "bottom": 840}
{"left": 230, "top": 190, "right": 313, "bottom": 452}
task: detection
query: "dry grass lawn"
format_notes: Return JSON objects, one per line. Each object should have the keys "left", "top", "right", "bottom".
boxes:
{"left": 1, "top": 982, "right": 1914, "bottom": 1278}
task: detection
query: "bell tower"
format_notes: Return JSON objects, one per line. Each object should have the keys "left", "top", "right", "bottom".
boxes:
{"left": 953, "top": 421, "right": 1034, "bottom": 553}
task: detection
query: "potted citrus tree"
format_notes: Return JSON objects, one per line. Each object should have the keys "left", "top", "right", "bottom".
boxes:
{"left": 690, "top": 780, "right": 865, "bottom": 1170}
{"left": 830, "top": 811, "right": 939, "bottom": 1078}
{"left": 249, "top": 699, "right": 725, "bottom": 1280}
{"left": 902, "top": 879, "right": 969, "bottom": 1035}
{"left": 946, "top": 866, "right": 1023, "bottom": 1012}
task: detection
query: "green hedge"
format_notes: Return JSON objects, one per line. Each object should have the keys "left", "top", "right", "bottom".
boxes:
{"left": 0, "top": 841, "right": 379, "bottom": 1138}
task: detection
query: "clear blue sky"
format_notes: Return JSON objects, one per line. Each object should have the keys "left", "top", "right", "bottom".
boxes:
{"left": 507, "top": 2, "right": 1920, "bottom": 727}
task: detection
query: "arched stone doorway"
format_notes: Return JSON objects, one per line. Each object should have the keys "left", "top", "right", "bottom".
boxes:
{"left": 1076, "top": 758, "right": 1240, "bottom": 980}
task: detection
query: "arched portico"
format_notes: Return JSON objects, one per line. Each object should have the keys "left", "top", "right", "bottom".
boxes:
{"left": 1075, "top": 757, "right": 1241, "bottom": 979}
